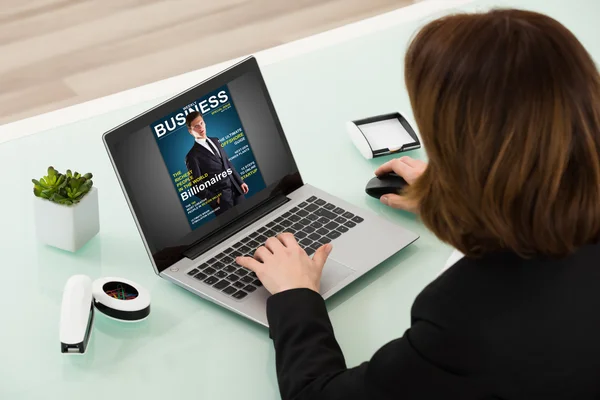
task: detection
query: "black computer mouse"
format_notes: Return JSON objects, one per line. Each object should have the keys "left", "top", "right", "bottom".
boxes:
{"left": 365, "top": 173, "right": 408, "bottom": 198}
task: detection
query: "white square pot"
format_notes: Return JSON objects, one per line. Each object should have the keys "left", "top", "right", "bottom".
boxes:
{"left": 34, "top": 187, "right": 100, "bottom": 252}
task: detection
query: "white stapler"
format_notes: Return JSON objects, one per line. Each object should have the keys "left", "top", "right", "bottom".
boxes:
{"left": 59, "top": 275, "right": 94, "bottom": 354}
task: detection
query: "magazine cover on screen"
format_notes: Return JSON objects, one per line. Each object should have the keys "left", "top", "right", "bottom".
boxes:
{"left": 150, "top": 85, "right": 266, "bottom": 230}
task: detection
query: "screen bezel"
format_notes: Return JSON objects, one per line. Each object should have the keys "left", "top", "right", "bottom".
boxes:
{"left": 102, "top": 56, "right": 302, "bottom": 273}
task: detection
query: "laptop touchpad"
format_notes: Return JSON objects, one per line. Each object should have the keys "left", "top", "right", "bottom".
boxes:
{"left": 319, "top": 259, "right": 355, "bottom": 295}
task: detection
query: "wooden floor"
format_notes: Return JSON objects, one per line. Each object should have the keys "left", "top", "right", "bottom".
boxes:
{"left": 0, "top": 0, "right": 413, "bottom": 126}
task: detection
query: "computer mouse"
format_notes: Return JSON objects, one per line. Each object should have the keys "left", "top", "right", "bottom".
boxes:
{"left": 365, "top": 173, "right": 408, "bottom": 199}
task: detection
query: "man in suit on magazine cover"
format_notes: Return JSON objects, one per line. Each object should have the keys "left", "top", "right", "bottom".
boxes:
{"left": 184, "top": 111, "right": 249, "bottom": 216}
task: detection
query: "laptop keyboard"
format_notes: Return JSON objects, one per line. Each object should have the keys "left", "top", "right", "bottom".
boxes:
{"left": 186, "top": 195, "right": 364, "bottom": 301}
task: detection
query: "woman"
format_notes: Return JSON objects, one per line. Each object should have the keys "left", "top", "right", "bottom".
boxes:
{"left": 236, "top": 8, "right": 600, "bottom": 399}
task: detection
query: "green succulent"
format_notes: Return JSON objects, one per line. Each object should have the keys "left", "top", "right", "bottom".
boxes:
{"left": 32, "top": 166, "right": 93, "bottom": 206}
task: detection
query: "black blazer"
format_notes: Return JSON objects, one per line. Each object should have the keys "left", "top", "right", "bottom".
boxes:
{"left": 266, "top": 243, "right": 600, "bottom": 399}
{"left": 184, "top": 137, "right": 244, "bottom": 199}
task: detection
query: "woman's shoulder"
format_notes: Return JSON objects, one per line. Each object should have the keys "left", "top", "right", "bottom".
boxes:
{"left": 412, "top": 243, "right": 600, "bottom": 325}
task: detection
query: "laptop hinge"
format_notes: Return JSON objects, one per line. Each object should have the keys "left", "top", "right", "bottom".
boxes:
{"left": 183, "top": 194, "right": 290, "bottom": 260}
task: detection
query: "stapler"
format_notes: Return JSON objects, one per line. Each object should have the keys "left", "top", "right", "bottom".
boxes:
{"left": 59, "top": 275, "right": 94, "bottom": 354}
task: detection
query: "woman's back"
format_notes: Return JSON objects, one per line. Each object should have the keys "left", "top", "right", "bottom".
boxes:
{"left": 410, "top": 244, "right": 600, "bottom": 398}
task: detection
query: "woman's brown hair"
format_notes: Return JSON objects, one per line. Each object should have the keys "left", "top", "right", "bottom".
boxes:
{"left": 404, "top": 9, "right": 600, "bottom": 258}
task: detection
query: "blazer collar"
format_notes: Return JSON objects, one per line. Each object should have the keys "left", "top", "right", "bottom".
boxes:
{"left": 193, "top": 138, "right": 222, "bottom": 162}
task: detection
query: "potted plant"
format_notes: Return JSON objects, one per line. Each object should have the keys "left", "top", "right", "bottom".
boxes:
{"left": 32, "top": 166, "right": 99, "bottom": 252}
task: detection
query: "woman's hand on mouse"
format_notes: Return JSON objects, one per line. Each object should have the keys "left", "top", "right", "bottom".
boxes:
{"left": 235, "top": 233, "right": 333, "bottom": 295}
{"left": 374, "top": 156, "right": 427, "bottom": 213}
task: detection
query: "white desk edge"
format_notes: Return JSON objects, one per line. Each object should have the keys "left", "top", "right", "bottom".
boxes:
{"left": 0, "top": 0, "right": 475, "bottom": 145}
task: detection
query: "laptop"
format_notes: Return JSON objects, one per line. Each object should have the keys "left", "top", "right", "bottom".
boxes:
{"left": 102, "top": 56, "right": 419, "bottom": 327}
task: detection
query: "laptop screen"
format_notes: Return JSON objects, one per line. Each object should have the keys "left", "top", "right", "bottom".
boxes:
{"left": 103, "top": 58, "right": 301, "bottom": 272}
